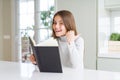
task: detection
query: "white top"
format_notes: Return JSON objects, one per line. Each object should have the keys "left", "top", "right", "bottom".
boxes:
{"left": 57, "top": 35, "right": 84, "bottom": 69}
{"left": 0, "top": 61, "right": 120, "bottom": 80}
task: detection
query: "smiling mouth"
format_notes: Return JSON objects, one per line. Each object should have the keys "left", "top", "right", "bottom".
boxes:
{"left": 55, "top": 30, "right": 62, "bottom": 33}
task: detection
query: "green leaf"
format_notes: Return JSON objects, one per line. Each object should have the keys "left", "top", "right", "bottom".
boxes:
{"left": 110, "top": 33, "right": 120, "bottom": 41}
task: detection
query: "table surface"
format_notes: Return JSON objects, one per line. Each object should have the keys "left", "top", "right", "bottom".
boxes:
{"left": 0, "top": 61, "right": 120, "bottom": 80}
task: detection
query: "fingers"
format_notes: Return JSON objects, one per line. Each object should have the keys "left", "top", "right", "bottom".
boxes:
{"left": 29, "top": 54, "right": 37, "bottom": 64}
{"left": 66, "top": 30, "right": 75, "bottom": 44}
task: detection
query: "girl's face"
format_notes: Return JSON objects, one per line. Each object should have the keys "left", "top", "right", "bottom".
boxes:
{"left": 52, "top": 15, "right": 67, "bottom": 37}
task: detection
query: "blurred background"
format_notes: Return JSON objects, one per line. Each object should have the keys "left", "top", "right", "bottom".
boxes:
{"left": 0, "top": 0, "right": 120, "bottom": 72}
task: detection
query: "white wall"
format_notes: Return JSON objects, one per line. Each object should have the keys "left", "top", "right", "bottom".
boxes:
{"left": 56, "top": 0, "right": 97, "bottom": 69}
{"left": 98, "top": 58, "right": 120, "bottom": 72}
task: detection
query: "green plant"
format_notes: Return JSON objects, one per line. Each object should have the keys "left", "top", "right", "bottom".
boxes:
{"left": 110, "top": 33, "right": 120, "bottom": 41}
{"left": 40, "top": 6, "right": 54, "bottom": 28}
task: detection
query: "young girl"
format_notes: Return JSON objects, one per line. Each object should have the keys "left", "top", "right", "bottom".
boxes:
{"left": 30, "top": 10, "right": 84, "bottom": 69}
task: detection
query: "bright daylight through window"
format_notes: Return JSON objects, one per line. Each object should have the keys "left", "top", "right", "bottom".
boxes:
{"left": 17, "top": 0, "right": 55, "bottom": 62}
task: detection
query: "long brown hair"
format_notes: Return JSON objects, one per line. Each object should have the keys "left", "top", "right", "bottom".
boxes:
{"left": 52, "top": 10, "right": 78, "bottom": 39}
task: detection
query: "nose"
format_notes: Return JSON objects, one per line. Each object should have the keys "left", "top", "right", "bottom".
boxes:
{"left": 55, "top": 23, "right": 59, "bottom": 29}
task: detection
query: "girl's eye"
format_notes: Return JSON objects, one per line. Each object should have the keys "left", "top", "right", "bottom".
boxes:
{"left": 60, "top": 22, "right": 63, "bottom": 25}
{"left": 53, "top": 22, "right": 57, "bottom": 24}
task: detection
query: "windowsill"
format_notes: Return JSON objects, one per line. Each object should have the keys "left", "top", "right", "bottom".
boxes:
{"left": 98, "top": 52, "right": 120, "bottom": 59}
{"left": 98, "top": 47, "right": 120, "bottom": 58}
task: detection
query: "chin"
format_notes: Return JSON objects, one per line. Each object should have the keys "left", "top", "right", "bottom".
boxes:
{"left": 56, "top": 35, "right": 61, "bottom": 37}
{"left": 55, "top": 34, "right": 62, "bottom": 37}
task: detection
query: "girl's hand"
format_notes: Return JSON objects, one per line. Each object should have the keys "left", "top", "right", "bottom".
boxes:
{"left": 29, "top": 54, "right": 37, "bottom": 65}
{"left": 66, "top": 30, "right": 77, "bottom": 44}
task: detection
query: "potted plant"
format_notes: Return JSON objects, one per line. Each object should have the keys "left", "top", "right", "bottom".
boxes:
{"left": 108, "top": 33, "right": 120, "bottom": 52}
{"left": 40, "top": 6, "right": 54, "bottom": 28}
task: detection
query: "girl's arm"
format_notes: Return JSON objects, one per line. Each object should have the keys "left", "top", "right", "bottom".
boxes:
{"left": 67, "top": 36, "right": 84, "bottom": 68}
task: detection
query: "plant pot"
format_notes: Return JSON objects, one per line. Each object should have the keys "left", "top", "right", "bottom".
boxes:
{"left": 21, "top": 37, "right": 29, "bottom": 52}
{"left": 108, "top": 41, "right": 120, "bottom": 52}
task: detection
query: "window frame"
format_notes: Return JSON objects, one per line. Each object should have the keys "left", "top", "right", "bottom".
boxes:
{"left": 13, "top": 0, "right": 55, "bottom": 62}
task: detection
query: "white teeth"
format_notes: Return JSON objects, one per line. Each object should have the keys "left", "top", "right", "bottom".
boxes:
{"left": 55, "top": 30, "right": 62, "bottom": 32}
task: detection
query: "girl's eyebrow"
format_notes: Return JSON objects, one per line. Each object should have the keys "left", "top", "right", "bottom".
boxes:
{"left": 54, "top": 20, "right": 63, "bottom": 23}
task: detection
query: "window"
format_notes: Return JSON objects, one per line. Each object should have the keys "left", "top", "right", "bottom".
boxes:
{"left": 98, "top": 0, "right": 120, "bottom": 58}
{"left": 111, "top": 11, "right": 120, "bottom": 33}
{"left": 98, "top": 10, "right": 120, "bottom": 54}
{"left": 19, "top": 0, "right": 34, "bottom": 38}
{"left": 16, "top": 0, "right": 55, "bottom": 62}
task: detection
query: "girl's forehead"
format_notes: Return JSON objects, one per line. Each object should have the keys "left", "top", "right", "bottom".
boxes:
{"left": 54, "top": 15, "right": 62, "bottom": 20}
{"left": 54, "top": 16, "right": 63, "bottom": 22}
